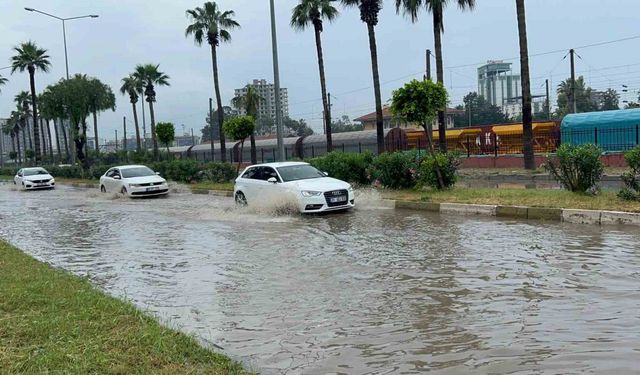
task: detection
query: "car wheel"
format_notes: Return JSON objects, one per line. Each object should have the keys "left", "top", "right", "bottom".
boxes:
{"left": 235, "top": 191, "right": 247, "bottom": 206}
{"left": 120, "top": 187, "right": 127, "bottom": 196}
{"left": 100, "top": 185, "right": 106, "bottom": 193}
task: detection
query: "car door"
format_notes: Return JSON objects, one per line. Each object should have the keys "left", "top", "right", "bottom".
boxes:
{"left": 237, "top": 166, "right": 260, "bottom": 200}
{"left": 15, "top": 169, "right": 23, "bottom": 185}
{"left": 258, "top": 167, "right": 282, "bottom": 201}
{"left": 111, "top": 168, "right": 123, "bottom": 192}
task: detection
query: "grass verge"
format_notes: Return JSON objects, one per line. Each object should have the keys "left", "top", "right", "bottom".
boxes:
{"left": 0, "top": 240, "right": 246, "bottom": 374}
{"left": 383, "top": 187, "right": 640, "bottom": 213}
{"left": 189, "top": 181, "right": 234, "bottom": 192}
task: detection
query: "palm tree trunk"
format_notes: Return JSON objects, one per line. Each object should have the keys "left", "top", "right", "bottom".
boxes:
{"left": 16, "top": 132, "right": 22, "bottom": 165}
{"left": 516, "top": 0, "right": 535, "bottom": 170}
{"left": 93, "top": 111, "right": 100, "bottom": 152}
{"left": 28, "top": 69, "right": 41, "bottom": 163}
{"left": 60, "top": 120, "right": 70, "bottom": 162}
{"left": 53, "top": 119, "right": 62, "bottom": 162}
{"left": 148, "top": 99, "right": 159, "bottom": 160}
{"left": 366, "top": 23, "right": 385, "bottom": 155}
{"left": 433, "top": 9, "right": 447, "bottom": 153}
{"left": 250, "top": 134, "right": 257, "bottom": 164}
{"left": 315, "top": 24, "right": 332, "bottom": 153}
{"left": 40, "top": 119, "right": 47, "bottom": 157}
{"left": 210, "top": 44, "right": 226, "bottom": 162}
{"left": 237, "top": 139, "right": 244, "bottom": 174}
{"left": 26, "top": 123, "right": 33, "bottom": 150}
{"left": 132, "top": 101, "right": 142, "bottom": 152}
{"left": 46, "top": 119, "right": 53, "bottom": 159}
{"left": 21, "top": 126, "right": 27, "bottom": 161}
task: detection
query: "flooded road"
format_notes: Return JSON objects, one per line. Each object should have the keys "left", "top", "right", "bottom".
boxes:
{"left": 1, "top": 183, "right": 640, "bottom": 374}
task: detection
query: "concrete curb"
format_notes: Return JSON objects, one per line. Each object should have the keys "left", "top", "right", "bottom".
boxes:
{"left": 440, "top": 203, "right": 497, "bottom": 216}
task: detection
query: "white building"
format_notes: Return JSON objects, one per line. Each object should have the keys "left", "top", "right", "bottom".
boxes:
{"left": 234, "top": 79, "right": 289, "bottom": 121}
{"left": 478, "top": 61, "right": 521, "bottom": 108}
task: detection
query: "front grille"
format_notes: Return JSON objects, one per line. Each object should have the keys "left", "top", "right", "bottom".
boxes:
{"left": 131, "top": 189, "right": 169, "bottom": 196}
{"left": 32, "top": 179, "right": 51, "bottom": 183}
{"left": 137, "top": 182, "right": 163, "bottom": 187}
{"left": 323, "top": 189, "right": 348, "bottom": 207}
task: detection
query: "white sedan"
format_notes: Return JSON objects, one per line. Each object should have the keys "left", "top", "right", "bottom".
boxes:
{"left": 14, "top": 167, "right": 55, "bottom": 190}
{"left": 99, "top": 165, "right": 169, "bottom": 198}
{"left": 234, "top": 162, "right": 355, "bottom": 213}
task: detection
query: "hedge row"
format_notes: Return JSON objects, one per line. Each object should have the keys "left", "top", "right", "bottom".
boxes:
{"left": 308, "top": 150, "right": 459, "bottom": 190}
{"left": 0, "top": 160, "right": 237, "bottom": 184}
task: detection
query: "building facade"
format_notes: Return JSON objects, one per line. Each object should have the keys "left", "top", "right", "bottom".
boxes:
{"left": 354, "top": 106, "right": 462, "bottom": 131}
{"left": 234, "top": 79, "right": 289, "bottom": 121}
{"left": 478, "top": 61, "right": 521, "bottom": 107}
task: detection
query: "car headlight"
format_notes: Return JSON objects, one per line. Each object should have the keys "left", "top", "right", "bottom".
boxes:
{"left": 348, "top": 185, "right": 354, "bottom": 192}
{"left": 301, "top": 190, "right": 323, "bottom": 197}
{"left": 50, "top": 178, "right": 55, "bottom": 183}
{"left": 129, "top": 183, "right": 140, "bottom": 188}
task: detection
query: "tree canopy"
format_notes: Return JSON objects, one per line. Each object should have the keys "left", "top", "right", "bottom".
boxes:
{"left": 223, "top": 116, "right": 255, "bottom": 142}
{"left": 156, "top": 122, "right": 176, "bottom": 151}
{"left": 390, "top": 79, "right": 448, "bottom": 128}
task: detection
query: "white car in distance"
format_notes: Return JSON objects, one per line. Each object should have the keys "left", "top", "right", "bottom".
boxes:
{"left": 234, "top": 162, "right": 355, "bottom": 213}
{"left": 14, "top": 167, "right": 55, "bottom": 190}
{"left": 99, "top": 165, "right": 169, "bottom": 198}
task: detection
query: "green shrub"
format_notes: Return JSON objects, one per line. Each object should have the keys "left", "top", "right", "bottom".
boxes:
{"left": 418, "top": 152, "right": 461, "bottom": 190}
{"left": 0, "top": 166, "right": 18, "bottom": 176}
{"left": 195, "top": 162, "right": 237, "bottom": 183}
{"left": 543, "top": 143, "right": 604, "bottom": 193}
{"left": 309, "top": 151, "right": 373, "bottom": 185}
{"left": 369, "top": 151, "right": 419, "bottom": 189}
{"left": 618, "top": 146, "right": 640, "bottom": 201}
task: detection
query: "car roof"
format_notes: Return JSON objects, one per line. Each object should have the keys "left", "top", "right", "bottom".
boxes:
{"left": 248, "top": 162, "right": 309, "bottom": 168}
{"left": 23, "top": 167, "right": 47, "bottom": 170}
{"left": 113, "top": 165, "right": 150, "bottom": 170}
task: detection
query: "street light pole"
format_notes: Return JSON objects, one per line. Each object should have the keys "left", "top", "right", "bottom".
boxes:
{"left": 24, "top": 8, "right": 99, "bottom": 80}
{"left": 269, "top": 0, "right": 284, "bottom": 161}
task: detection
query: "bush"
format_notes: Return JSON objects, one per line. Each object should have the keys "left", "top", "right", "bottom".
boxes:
{"left": 617, "top": 146, "right": 640, "bottom": 201}
{"left": 309, "top": 151, "right": 373, "bottom": 185}
{"left": 195, "top": 162, "right": 237, "bottom": 183}
{"left": 418, "top": 152, "right": 461, "bottom": 190}
{"left": 544, "top": 143, "right": 604, "bottom": 193}
{"left": 0, "top": 166, "right": 18, "bottom": 176}
{"left": 369, "top": 151, "right": 419, "bottom": 189}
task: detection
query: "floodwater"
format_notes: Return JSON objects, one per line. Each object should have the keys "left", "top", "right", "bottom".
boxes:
{"left": 1, "top": 183, "right": 639, "bottom": 374}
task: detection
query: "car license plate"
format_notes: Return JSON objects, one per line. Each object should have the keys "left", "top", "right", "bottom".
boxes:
{"left": 146, "top": 187, "right": 159, "bottom": 192}
{"left": 330, "top": 196, "right": 347, "bottom": 203}
{"left": 36, "top": 183, "right": 48, "bottom": 187}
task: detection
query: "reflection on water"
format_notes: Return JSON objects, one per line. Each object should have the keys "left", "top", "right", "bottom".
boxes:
{"left": 1, "top": 184, "right": 639, "bottom": 374}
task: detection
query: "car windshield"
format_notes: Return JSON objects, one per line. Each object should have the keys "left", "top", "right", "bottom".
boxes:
{"left": 23, "top": 168, "right": 49, "bottom": 176}
{"left": 277, "top": 165, "right": 325, "bottom": 182}
{"left": 121, "top": 167, "right": 156, "bottom": 178}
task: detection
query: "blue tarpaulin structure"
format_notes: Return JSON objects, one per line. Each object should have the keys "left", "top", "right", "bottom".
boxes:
{"left": 561, "top": 109, "right": 640, "bottom": 152}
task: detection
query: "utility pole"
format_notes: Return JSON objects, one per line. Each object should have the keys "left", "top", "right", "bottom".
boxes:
{"left": 191, "top": 128, "right": 195, "bottom": 146}
{"left": 209, "top": 98, "right": 215, "bottom": 160}
{"left": 123, "top": 116, "right": 127, "bottom": 152}
{"left": 545, "top": 79, "right": 551, "bottom": 119}
{"left": 570, "top": 48, "right": 577, "bottom": 114}
{"left": 428, "top": 49, "right": 433, "bottom": 81}
{"left": 327, "top": 93, "right": 333, "bottom": 151}
{"left": 468, "top": 101, "right": 472, "bottom": 127}
{"left": 269, "top": 0, "right": 284, "bottom": 161}
{"left": 115, "top": 129, "right": 118, "bottom": 151}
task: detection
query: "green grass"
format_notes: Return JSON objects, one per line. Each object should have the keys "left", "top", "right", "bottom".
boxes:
{"left": 0, "top": 240, "right": 247, "bottom": 374}
{"left": 383, "top": 187, "right": 640, "bottom": 213}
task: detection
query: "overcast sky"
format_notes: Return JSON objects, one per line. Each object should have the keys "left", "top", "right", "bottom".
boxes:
{"left": 2, "top": 0, "right": 640, "bottom": 141}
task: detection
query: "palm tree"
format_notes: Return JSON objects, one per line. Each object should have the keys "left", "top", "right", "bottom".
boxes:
{"left": 88, "top": 78, "right": 116, "bottom": 152}
{"left": 120, "top": 75, "right": 144, "bottom": 152}
{"left": 341, "top": 0, "right": 385, "bottom": 154}
{"left": 11, "top": 41, "right": 51, "bottom": 162}
{"left": 2, "top": 116, "right": 17, "bottom": 163}
{"left": 185, "top": 1, "right": 240, "bottom": 163}
{"left": 15, "top": 91, "right": 32, "bottom": 152}
{"left": 38, "top": 91, "right": 56, "bottom": 160}
{"left": 515, "top": 0, "right": 534, "bottom": 169}
{"left": 0, "top": 74, "right": 7, "bottom": 92}
{"left": 291, "top": 0, "right": 339, "bottom": 153}
{"left": 133, "top": 64, "right": 170, "bottom": 159}
{"left": 9, "top": 111, "right": 22, "bottom": 164}
{"left": 231, "top": 85, "right": 264, "bottom": 163}
{"left": 395, "top": 0, "right": 475, "bottom": 152}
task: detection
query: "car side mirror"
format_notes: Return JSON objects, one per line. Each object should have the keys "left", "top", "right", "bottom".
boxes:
{"left": 267, "top": 177, "right": 278, "bottom": 184}
{"left": 114, "top": 175, "right": 121, "bottom": 180}
{"left": 155, "top": 172, "right": 161, "bottom": 175}
{"left": 323, "top": 171, "right": 329, "bottom": 176}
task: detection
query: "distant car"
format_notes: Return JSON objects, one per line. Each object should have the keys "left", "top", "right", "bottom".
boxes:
{"left": 234, "top": 162, "right": 355, "bottom": 213}
{"left": 99, "top": 165, "right": 169, "bottom": 198}
{"left": 14, "top": 167, "right": 55, "bottom": 190}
